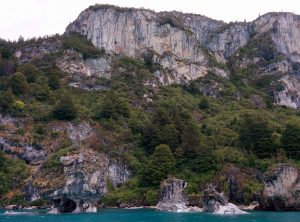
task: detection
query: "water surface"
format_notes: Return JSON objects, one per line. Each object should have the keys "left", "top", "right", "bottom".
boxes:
{"left": 1, "top": 208, "right": 300, "bottom": 222}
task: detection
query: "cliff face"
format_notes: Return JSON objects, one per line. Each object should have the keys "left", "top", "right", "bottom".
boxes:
{"left": 157, "top": 177, "right": 188, "bottom": 211}
{"left": 65, "top": 5, "right": 300, "bottom": 108}
{"left": 0, "top": 116, "right": 131, "bottom": 213}
{"left": 49, "top": 149, "right": 108, "bottom": 213}
{"left": 261, "top": 165, "right": 300, "bottom": 211}
{"left": 66, "top": 7, "right": 300, "bottom": 62}
{"left": 253, "top": 13, "right": 300, "bottom": 63}
{"left": 65, "top": 6, "right": 224, "bottom": 84}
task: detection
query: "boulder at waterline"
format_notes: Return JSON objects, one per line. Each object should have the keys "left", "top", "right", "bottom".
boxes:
{"left": 156, "top": 177, "right": 202, "bottom": 212}
{"left": 260, "top": 164, "right": 300, "bottom": 211}
{"left": 202, "top": 184, "right": 247, "bottom": 214}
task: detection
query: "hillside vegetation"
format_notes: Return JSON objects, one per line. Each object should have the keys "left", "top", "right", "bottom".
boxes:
{"left": 0, "top": 33, "right": 300, "bottom": 207}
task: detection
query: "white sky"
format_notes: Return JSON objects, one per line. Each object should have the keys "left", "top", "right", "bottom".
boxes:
{"left": 0, "top": 0, "right": 299, "bottom": 40}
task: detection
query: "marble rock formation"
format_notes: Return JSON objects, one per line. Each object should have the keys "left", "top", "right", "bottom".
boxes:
{"left": 260, "top": 164, "right": 300, "bottom": 211}
{"left": 202, "top": 184, "right": 247, "bottom": 214}
{"left": 157, "top": 177, "right": 201, "bottom": 212}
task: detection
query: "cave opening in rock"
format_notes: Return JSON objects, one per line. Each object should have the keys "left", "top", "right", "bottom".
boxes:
{"left": 59, "top": 198, "right": 77, "bottom": 213}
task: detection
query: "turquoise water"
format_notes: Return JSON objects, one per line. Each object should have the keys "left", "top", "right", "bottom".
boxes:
{"left": 1, "top": 208, "right": 300, "bottom": 222}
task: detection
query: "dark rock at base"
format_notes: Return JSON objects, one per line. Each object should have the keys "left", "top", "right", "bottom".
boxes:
{"left": 202, "top": 184, "right": 246, "bottom": 214}
{"left": 187, "top": 194, "right": 202, "bottom": 208}
{"left": 213, "top": 164, "right": 263, "bottom": 204}
{"left": 203, "top": 184, "right": 228, "bottom": 212}
{"left": 260, "top": 164, "right": 300, "bottom": 211}
{"left": 48, "top": 149, "right": 108, "bottom": 213}
{"left": 4, "top": 205, "right": 19, "bottom": 210}
{"left": 157, "top": 177, "right": 190, "bottom": 212}
{"left": 156, "top": 177, "right": 202, "bottom": 212}
{"left": 22, "top": 181, "right": 41, "bottom": 202}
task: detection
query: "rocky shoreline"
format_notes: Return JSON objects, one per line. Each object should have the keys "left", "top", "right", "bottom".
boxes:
{"left": 2, "top": 164, "right": 300, "bottom": 214}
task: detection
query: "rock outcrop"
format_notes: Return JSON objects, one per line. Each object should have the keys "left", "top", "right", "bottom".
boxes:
{"left": 275, "top": 76, "right": 300, "bottom": 108}
{"left": 253, "top": 12, "right": 300, "bottom": 63}
{"left": 0, "top": 137, "right": 46, "bottom": 165}
{"left": 213, "top": 164, "right": 263, "bottom": 204}
{"left": 48, "top": 149, "right": 108, "bottom": 213}
{"left": 15, "top": 37, "right": 62, "bottom": 64}
{"left": 156, "top": 177, "right": 201, "bottom": 212}
{"left": 56, "top": 50, "right": 111, "bottom": 79}
{"left": 260, "top": 164, "right": 300, "bottom": 211}
{"left": 44, "top": 148, "right": 131, "bottom": 213}
{"left": 108, "top": 161, "right": 131, "bottom": 188}
{"left": 67, "top": 122, "right": 93, "bottom": 142}
{"left": 202, "top": 185, "right": 247, "bottom": 214}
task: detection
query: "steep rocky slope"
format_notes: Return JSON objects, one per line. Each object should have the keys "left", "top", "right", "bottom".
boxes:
{"left": 0, "top": 117, "right": 131, "bottom": 212}
{"left": 65, "top": 5, "right": 300, "bottom": 108}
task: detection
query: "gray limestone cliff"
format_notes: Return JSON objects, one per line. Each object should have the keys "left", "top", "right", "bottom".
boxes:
{"left": 12, "top": 120, "right": 132, "bottom": 213}
{"left": 48, "top": 149, "right": 108, "bottom": 213}
{"left": 65, "top": 6, "right": 226, "bottom": 85}
{"left": 0, "top": 115, "right": 47, "bottom": 165}
{"left": 46, "top": 149, "right": 131, "bottom": 213}
{"left": 65, "top": 6, "right": 300, "bottom": 108}
{"left": 260, "top": 164, "right": 300, "bottom": 211}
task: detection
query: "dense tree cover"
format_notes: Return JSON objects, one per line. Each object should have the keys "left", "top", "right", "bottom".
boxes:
{"left": 0, "top": 40, "right": 16, "bottom": 76}
{"left": 139, "top": 97, "right": 202, "bottom": 163}
{"left": 239, "top": 114, "right": 275, "bottom": 158}
{"left": 141, "top": 144, "right": 176, "bottom": 186}
{"left": 17, "top": 63, "right": 40, "bottom": 83}
{"left": 9, "top": 72, "right": 30, "bottom": 96}
{"left": 281, "top": 123, "right": 300, "bottom": 159}
{"left": 94, "top": 91, "right": 130, "bottom": 120}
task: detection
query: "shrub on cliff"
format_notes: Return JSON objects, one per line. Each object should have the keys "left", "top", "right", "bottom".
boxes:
{"left": 11, "top": 100, "right": 26, "bottom": 116}
{"left": 17, "top": 63, "right": 40, "bottom": 83}
{"left": 62, "top": 33, "right": 105, "bottom": 59}
{"left": 94, "top": 92, "right": 130, "bottom": 120}
{"left": 52, "top": 96, "right": 77, "bottom": 120}
{"left": 9, "top": 72, "right": 30, "bottom": 96}
{"left": 0, "top": 88, "right": 14, "bottom": 113}
{"left": 199, "top": 97, "right": 209, "bottom": 110}
{"left": 239, "top": 113, "right": 275, "bottom": 158}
